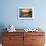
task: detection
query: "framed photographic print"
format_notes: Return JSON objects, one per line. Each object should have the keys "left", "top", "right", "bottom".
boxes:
{"left": 18, "top": 7, "right": 34, "bottom": 19}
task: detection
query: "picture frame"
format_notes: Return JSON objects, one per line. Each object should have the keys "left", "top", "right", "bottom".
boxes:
{"left": 18, "top": 7, "right": 34, "bottom": 19}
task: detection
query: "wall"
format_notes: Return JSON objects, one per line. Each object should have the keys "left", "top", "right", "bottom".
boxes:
{"left": 0, "top": 0, "right": 46, "bottom": 29}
